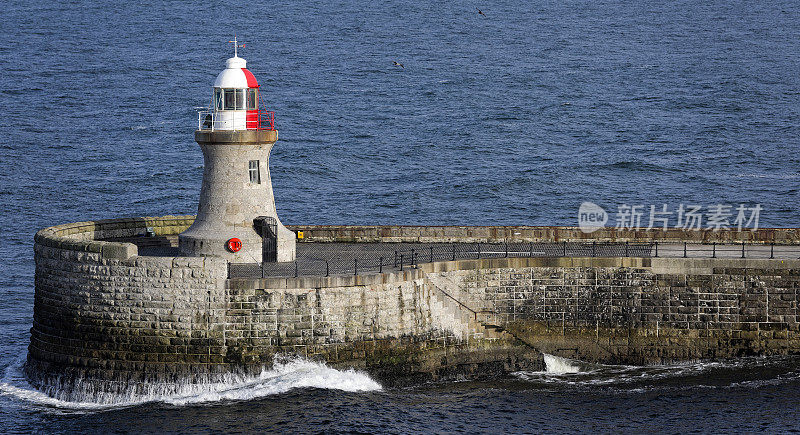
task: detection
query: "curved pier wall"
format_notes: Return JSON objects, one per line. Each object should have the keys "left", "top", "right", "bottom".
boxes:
{"left": 29, "top": 217, "right": 524, "bottom": 402}
{"left": 28, "top": 216, "right": 800, "bottom": 402}
{"left": 28, "top": 216, "right": 230, "bottom": 398}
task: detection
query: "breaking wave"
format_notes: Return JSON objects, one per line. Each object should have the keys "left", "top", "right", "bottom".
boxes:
{"left": 543, "top": 354, "right": 581, "bottom": 374}
{"left": 0, "top": 355, "right": 381, "bottom": 411}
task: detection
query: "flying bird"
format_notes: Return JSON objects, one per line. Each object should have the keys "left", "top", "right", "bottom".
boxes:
{"left": 477, "top": 7, "right": 486, "bottom": 16}
{"left": 393, "top": 61, "right": 404, "bottom": 68}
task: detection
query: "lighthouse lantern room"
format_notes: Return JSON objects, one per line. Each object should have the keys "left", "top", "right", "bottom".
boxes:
{"left": 199, "top": 37, "right": 275, "bottom": 131}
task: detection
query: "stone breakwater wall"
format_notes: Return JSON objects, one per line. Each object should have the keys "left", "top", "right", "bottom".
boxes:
{"left": 29, "top": 217, "right": 527, "bottom": 402}
{"left": 29, "top": 216, "right": 228, "bottom": 399}
{"left": 422, "top": 257, "right": 800, "bottom": 364}
{"left": 27, "top": 216, "right": 800, "bottom": 402}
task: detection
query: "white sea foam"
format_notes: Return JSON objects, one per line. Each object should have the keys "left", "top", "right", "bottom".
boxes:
{"left": 513, "top": 354, "right": 791, "bottom": 392}
{"left": 519, "top": 355, "right": 725, "bottom": 382}
{"left": 543, "top": 354, "right": 581, "bottom": 374}
{"left": 163, "top": 358, "right": 382, "bottom": 406}
{"left": 0, "top": 356, "right": 115, "bottom": 411}
{"left": 0, "top": 356, "right": 381, "bottom": 411}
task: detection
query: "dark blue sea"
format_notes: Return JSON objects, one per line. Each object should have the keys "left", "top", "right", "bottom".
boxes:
{"left": 2, "top": 0, "right": 800, "bottom": 432}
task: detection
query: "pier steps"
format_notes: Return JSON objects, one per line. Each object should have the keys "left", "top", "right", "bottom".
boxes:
{"left": 424, "top": 274, "right": 508, "bottom": 342}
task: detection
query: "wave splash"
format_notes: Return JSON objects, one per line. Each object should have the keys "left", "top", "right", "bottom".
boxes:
{"left": 543, "top": 354, "right": 581, "bottom": 374}
{"left": 164, "top": 357, "right": 382, "bottom": 406}
{"left": 0, "top": 356, "right": 381, "bottom": 411}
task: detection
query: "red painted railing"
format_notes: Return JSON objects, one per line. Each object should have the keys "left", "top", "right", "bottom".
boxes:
{"left": 259, "top": 110, "right": 275, "bottom": 130}
{"left": 245, "top": 110, "right": 275, "bottom": 130}
{"left": 254, "top": 94, "right": 276, "bottom": 131}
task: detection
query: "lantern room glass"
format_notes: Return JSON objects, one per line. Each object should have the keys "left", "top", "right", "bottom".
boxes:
{"left": 246, "top": 89, "right": 258, "bottom": 110}
{"left": 217, "top": 88, "right": 252, "bottom": 111}
{"left": 214, "top": 89, "right": 223, "bottom": 110}
{"left": 235, "top": 89, "right": 244, "bottom": 109}
{"left": 224, "top": 89, "right": 236, "bottom": 110}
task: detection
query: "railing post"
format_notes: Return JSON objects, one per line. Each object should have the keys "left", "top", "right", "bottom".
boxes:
{"left": 325, "top": 260, "right": 329, "bottom": 277}
{"left": 655, "top": 241, "right": 659, "bottom": 258}
{"left": 411, "top": 249, "right": 415, "bottom": 266}
{"left": 741, "top": 242, "right": 746, "bottom": 259}
{"left": 684, "top": 242, "right": 687, "bottom": 258}
{"left": 477, "top": 243, "right": 481, "bottom": 259}
{"left": 505, "top": 242, "right": 508, "bottom": 258}
{"left": 563, "top": 241, "right": 567, "bottom": 257}
{"left": 379, "top": 257, "right": 383, "bottom": 273}
{"left": 354, "top": 259, "right": 358, "bottom": 276}
{"left": 770, "top": 242, "right": 774, "bottom": 259}
{"left": 625, "top": 241, "right": 629, "bottom": 257}
{"left": 592, "top": 241, "right": 596, "bottom": 257}
{"left": 712, "top": 242, "right": 716, "bottom": 258}
{"left": 530, "top": 242, "right": 534, "bottom": 257}
{"left": 400, "top": 254, "right": 404, "bottom": 271}
{"left": 294, "top": 261, "right": 298, "bottom": 278}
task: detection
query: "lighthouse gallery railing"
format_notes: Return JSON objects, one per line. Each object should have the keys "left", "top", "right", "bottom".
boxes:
{"left": 197, "top": 110, "right": 275, "bottom": 131}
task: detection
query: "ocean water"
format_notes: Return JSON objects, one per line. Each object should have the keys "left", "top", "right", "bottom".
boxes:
{"left": 1, "top": 0, "right": 799, "bottom": 432}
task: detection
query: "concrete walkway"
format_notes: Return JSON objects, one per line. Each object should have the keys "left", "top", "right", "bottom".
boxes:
{"left": 655, "top": 242, "right": 799, "bottom": 259}
{"left": 226, "top": 242, "right": 800, "bottom": 278}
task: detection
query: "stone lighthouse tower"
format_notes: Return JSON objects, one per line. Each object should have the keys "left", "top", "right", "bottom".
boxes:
{"left": 179, "top": 43, "right": 296, "bottom": 263}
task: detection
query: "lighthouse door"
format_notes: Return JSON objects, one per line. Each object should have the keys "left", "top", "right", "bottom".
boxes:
{"left": 254, "top": 216, "right": 278, "bottom": 263}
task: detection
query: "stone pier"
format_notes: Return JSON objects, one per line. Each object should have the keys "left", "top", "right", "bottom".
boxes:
{"left": 26, "top": 216, "right": 800, "bottom": 402}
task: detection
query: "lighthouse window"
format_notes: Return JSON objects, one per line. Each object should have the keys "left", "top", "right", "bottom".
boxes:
{"left": 246, "top": 89, "right": 258, "bottom": 110}
{"left": 214, "top": 89, "right": 223, "bottom": 110}
{"left": 224, "top": 89, "right": 236, "bottom": 110}
{"left": 235, "top": 89, "right": 245, "bottom": 110}
{"left": 249, "top": 160, "right": 261, "bottom": 184}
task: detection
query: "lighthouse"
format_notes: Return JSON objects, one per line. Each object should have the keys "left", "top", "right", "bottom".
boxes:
{"left": 179, "top": 42, "right": 296, "bottom": 263}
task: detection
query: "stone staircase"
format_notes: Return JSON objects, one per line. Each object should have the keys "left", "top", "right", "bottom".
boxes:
{"left": 423, "top": 275, "right": 508, "bottom": 342}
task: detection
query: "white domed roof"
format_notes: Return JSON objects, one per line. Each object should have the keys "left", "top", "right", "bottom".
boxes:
{"left": 213, "top": 56, "right": 259, "bottom": 88}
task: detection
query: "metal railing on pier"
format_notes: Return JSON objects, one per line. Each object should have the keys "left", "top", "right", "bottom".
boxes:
{"left": 227, "top": 241, "right": 648, "bottom": 279}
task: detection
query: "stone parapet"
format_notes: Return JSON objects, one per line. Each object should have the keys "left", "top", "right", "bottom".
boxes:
{"left": 288, "top": 225, "right": 800, "bottom": 244}
{"left": 421, "top": 256, "right": 800, "bottom": 364}
{"left": 34, "top": 215, "right": 195, "bottom": 259}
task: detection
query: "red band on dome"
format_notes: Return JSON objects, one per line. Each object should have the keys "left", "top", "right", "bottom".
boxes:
{"left": 242, "top": 68, "right": 259, "bottom": 88}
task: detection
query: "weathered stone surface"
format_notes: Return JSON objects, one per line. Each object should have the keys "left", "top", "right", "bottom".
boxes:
{"left": 289, "top": 225, "right": 800, "bottom": 244}
{"left": 422, "top": 257, "right": 800, "bottom": 364}
{"left": 179, "top": 131, "right": 295, "bottom": 262}
{"left": 25, "top": 218, "right": 800, "bottom": 402}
